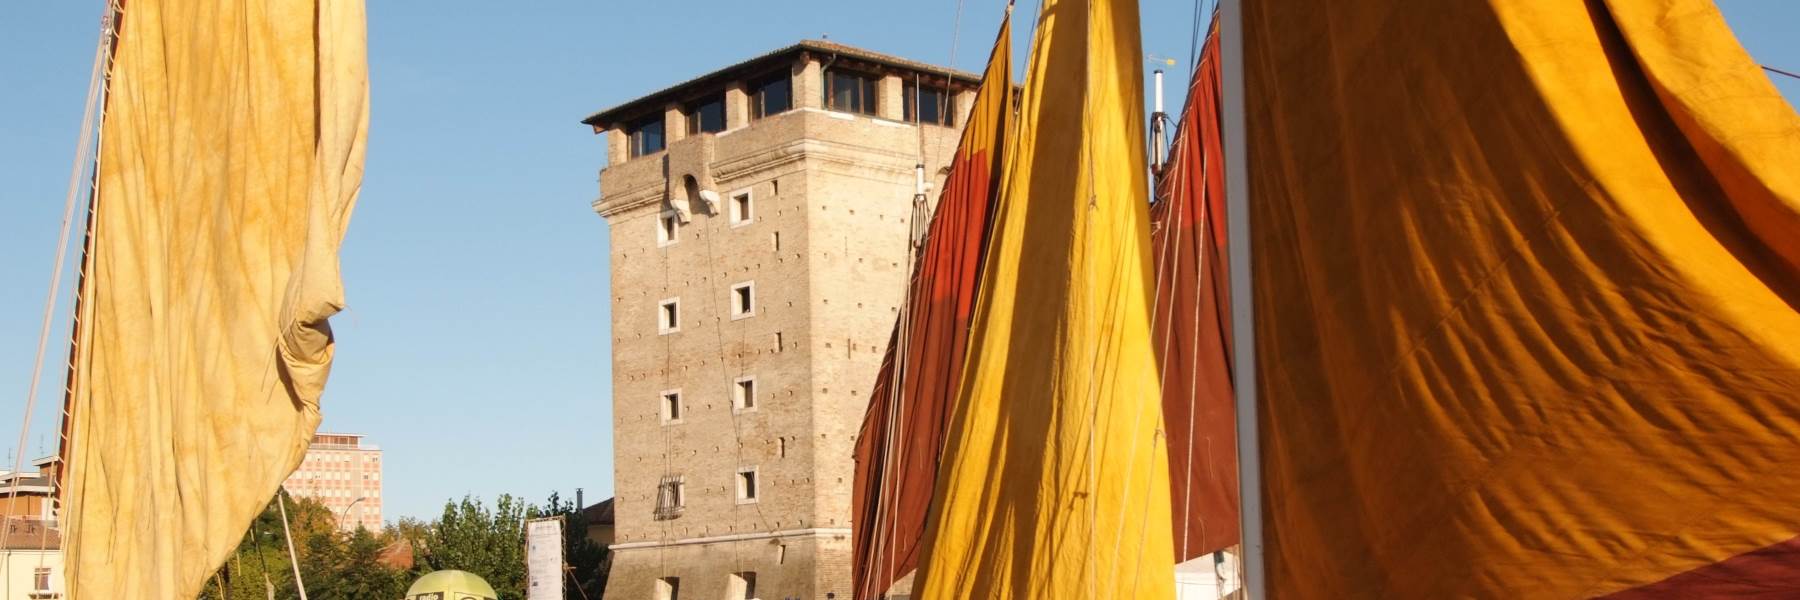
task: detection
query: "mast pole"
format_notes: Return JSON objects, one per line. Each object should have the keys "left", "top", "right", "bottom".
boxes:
{"left": 1219, "top": 0, "right": 1266, "bottom": 598}
{"left": 1151, "top": 69, "right": 1167, "bottom": 171}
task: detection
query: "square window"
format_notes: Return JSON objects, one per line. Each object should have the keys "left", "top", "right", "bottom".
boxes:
{"left": 657, "top": 211, "right": 680, "bottom": 247}
{"left": 825, "top": 69, "right": 879, "bottom": 115}
{"left": 750, "top": 73, "right": 792, "bottom": 120}
{"left": 656, "top": 576, "right": 681, "bottom": 600}
{"left": 729, "top": 190, "right": 753, "bottom": 226}
{"left": 661, "top": 390, "right": 683, "bottom": 424}
{"left": 733, "top": 377, "right": 757, "bottom": 412}
{"left": 628, "top": 116, "right": 665, "bottom": 158}
{"left": 730, "top": 572, "right": 757, "bottom": 600}
{"left": 730, "top": 282, "right": 755, "bottom": 320}
{"left": 904, "top": 82, "right": 955, "bottom": 126}
{"left": 736, "top": 467, "right": 759, "bottom": 504}
{"left": 686, "top": 95, "right": 726, "bottom": 135}
{"left": 655, "top": 475, "right": 685, "bottom": 520}
{"left": 659, "top": 298, "right": 681, "bottom": 334}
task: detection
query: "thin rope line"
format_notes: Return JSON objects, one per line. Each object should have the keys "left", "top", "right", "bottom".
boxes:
{"left": 1075, "top": 0, "right": 1103, "bottom": 593}
{"left": 1184, "top": 129, "right": 1213, "bottom": 566}
{"left": 1764, "top": 64, "right": 1800, "bottom": 81}
{"left": 697, "top": 201, "right": 772, "bottom": 577}
{"left": 931, "top": 0, "right": 970, "bottom": 167}
{"left": 1149, "top": 91, "right": 1194, "bottom": 559}
{"left": 5, "top": 0, "right": 117, "bottom": 537}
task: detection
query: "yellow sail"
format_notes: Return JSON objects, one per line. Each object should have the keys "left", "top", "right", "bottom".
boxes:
{"left": 60, "top": 0, "right": 368, "bottom": 597}
{"left": 913, "top": 0, "right": 1175, "bottom": 596}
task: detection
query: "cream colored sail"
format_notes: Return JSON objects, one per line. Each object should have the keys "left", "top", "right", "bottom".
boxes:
{"left": 60, "top": 0, "right": 368, "bottom": 597}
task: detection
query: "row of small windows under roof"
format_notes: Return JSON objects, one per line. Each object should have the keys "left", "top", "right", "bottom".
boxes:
{"left": 815, "top": 68, "right": 958, "bottom": 125}
{"left": 627, "top": 68, "right": 954, "bottom": 158}
{"left": 628, "top": 73, "right": 794, "bottom": 158}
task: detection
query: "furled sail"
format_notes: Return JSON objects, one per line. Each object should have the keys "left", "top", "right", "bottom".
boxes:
{"left": 850, "top": 15, "right": 1012, "bottom": 600}
{"left": 60, "top": 0, "right": 369, "bottom": 597}
{"left": 1242, "top": 0, "right": 1800, "bottom": 596}
{"left": 1149, "top": 19, "right": 1238, "bottom": 564}
{"left": 913, "top": 0, "right": 1175, "bottom": 596}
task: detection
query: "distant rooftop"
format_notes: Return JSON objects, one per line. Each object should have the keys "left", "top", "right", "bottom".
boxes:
{"left": 581, "top": 39, "right": 982, "bottom": 131}
{"left": 0, "top": 518, "right": 60, "bottom": 550}
{"left": 311, "top": 432, "right": 376, "bottom": 450}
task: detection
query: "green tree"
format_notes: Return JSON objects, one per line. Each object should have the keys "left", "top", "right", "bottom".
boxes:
{"left": 409, "top": 494, "right": 530, "bottom": 599}
{"left": 200, "top": 492, "right": 406, "bottom": 600}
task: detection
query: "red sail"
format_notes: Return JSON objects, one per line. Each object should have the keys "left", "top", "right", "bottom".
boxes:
{"left": 850, "top": 16, "right": 1012, "bottom": 600}
{"left": 1150, "top": 22, "right": 1240, "bottom": 563}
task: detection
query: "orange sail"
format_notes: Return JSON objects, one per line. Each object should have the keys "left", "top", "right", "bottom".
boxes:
{"left": 913, "top": 0, "right": 1176, "bottom": 595}
{"left": 1150, "top": 20, "right": 1238, "bottom": 563}
{"left": 850, "top": 16, "right": 1011, "bottom": 600}
{"left": 1243, "top": 0, "right": 1800, "bottom": 596}
{"left": 59, "top": 0, "right": 368, "bottom": 597}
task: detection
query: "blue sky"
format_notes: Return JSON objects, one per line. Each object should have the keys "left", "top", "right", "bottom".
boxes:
{"left": 3, "top": 2, "right": 1797, "bottom": 523}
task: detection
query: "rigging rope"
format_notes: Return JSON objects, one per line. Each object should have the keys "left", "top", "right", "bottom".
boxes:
{"left": 1765, "top": 64, "right": 1800, "bottom": 81}
{"left": 696, "top": 195, "right": 773, "bottom": 579}
{"left": 4, "top": 0, "right": 119, "bottom": 538}
{"left": 865, "top": 0, "right": 981, "bottom": 593}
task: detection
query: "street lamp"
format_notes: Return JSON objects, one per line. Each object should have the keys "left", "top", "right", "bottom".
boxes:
{"left": 338, "top": 496, "right": 367, "bottom": 531}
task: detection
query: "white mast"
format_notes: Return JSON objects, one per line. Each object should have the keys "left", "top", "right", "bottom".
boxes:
{"left": 1219, "top": 0, "right": 1265, "bottom": 598}
{"left": 1151, "top": 69, "right": 1167, "bottom": 171}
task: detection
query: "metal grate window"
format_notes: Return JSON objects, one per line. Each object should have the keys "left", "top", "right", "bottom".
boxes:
{"left": 654, "top": 475, "right": 685, "bottom": 520}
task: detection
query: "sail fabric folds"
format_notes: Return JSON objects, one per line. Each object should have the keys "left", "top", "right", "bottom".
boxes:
{"left": 1149, "top": 21, "right": 1238, "bottom": 564}
{"left": 850, "top": 17, "right": 1011, "bottom": 600}
{"left": 1243, "top": 0, "right": 1800, "bottom": 597}
{"left": 914, "top": 0, "right": 1175, "bottom": 596}
{"left": 61, "top": 0, "right": 368, "bottom": 597}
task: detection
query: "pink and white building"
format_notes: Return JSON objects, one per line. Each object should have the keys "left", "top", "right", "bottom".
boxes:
{"left": 282, "top": 433, "right": 382, "bottom": 532}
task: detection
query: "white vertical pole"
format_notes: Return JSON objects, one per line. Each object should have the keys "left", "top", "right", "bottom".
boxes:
{"left": 277, "top": 492, "right": 310, "bottom": 600}
{"left": 1152, "top": 69, "right": 1168, "bottom": 170}
{"left": 1220, "top": 0, "right": 1265, "bottom": 599}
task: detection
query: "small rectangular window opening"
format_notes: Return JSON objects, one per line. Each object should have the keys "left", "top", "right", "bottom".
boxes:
{"left": 734, "top": 377, "right": 757, "bottom": 412}
{"left": 659, "top": 298, "right": 681, "bottom": 334}
{"left": 730, "top": 572, "right": 758, "bottom": 600}
{"left": 737, "top": 468, "right": 759, "bottom": 503}
{"left": 731, "top": 192, "right": 753, "bottom": 225}
{"left": 662, "top": 390, "right": 683, "bottom": 423}
{"left": 771, "top": 231, "right": 781, "bottom": 252}
{"left": 656, "top": 576, "right": 681, "bottom": 600}
{"left": 657, "top": 211, "right": 680, "bottom": 247}
{"left": 655, "top": 475, "right": 685, "bottom": 520}
{"left": 731, "top": 282, "right": 755, "bottom": 320}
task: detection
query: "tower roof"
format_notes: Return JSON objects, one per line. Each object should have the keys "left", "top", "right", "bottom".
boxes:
{"left": 580, "top": 39, "right": 982, "bottom": 131}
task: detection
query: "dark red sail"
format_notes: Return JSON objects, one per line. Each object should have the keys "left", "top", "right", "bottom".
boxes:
{"left": 1150, "top": 21, "right": 1240, "bottom": 563}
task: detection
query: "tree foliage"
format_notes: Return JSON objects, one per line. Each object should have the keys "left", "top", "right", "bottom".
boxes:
{"left": 202, "top": 491, "right": 610, "bottom": 600}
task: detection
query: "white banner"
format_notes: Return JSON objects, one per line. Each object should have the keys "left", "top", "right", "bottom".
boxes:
{"left": 526, "top": 517, "right": 565, "bottom": 600}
